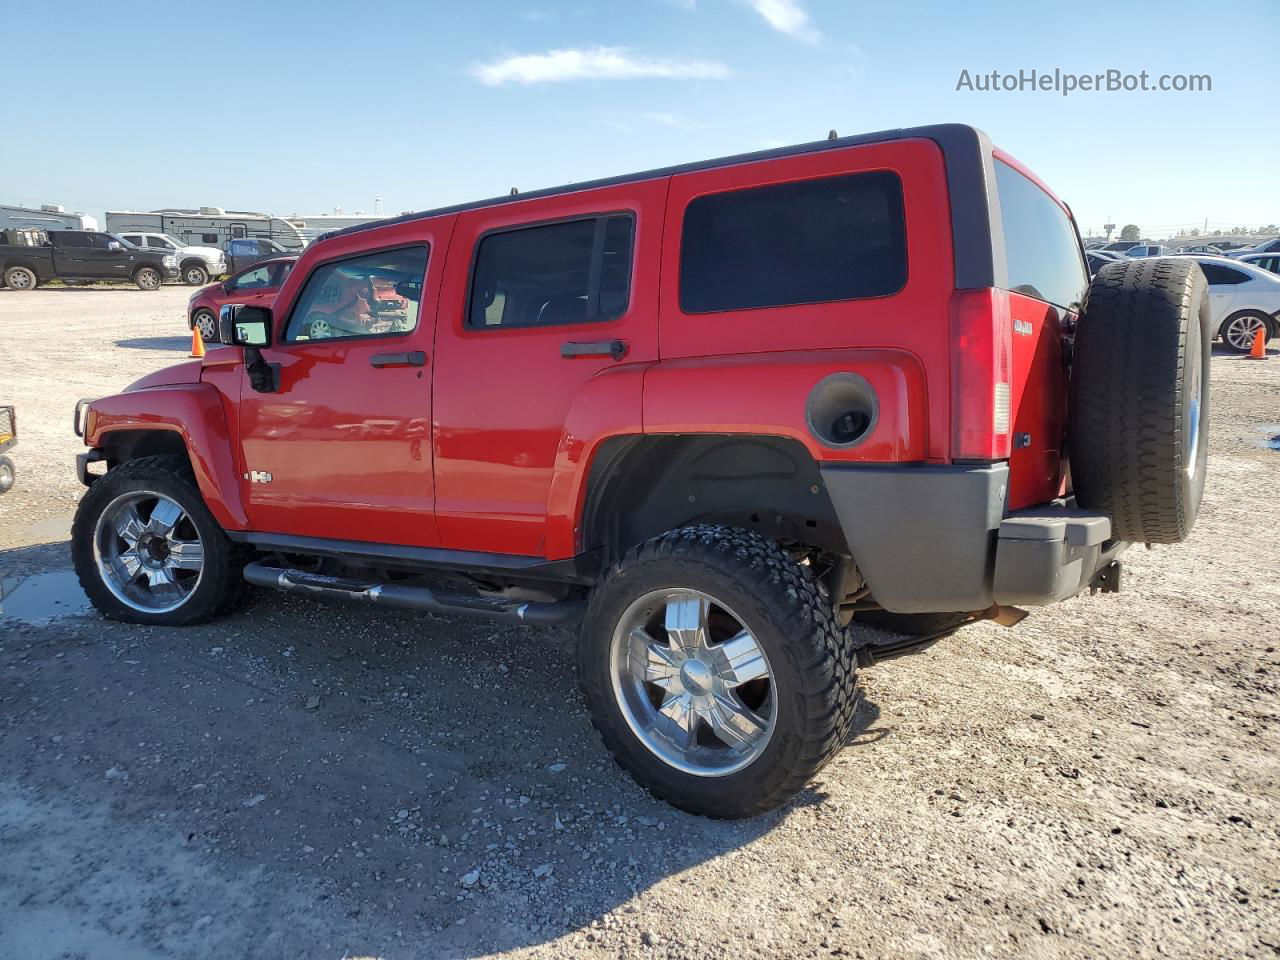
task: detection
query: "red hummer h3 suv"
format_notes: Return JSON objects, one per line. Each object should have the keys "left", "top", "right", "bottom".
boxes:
{"left": 71, "top": 125, "right": 1210, "bottom": 818}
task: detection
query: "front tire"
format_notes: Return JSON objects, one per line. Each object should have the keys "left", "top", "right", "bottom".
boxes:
{"left": 183, "top": 263, "right": 210, "bottom": 286}
{"left": 134, "top": 267, "right": 162, "bottom": 291}
{"left": 579, "top": 525, "right": 859, "bottom": 818}
{"left": 3, "top": 266, "right": 38, "bottom": 291}
{"left": 192, "top": 309, "right": 219, "bottom": 343}
{"left": 71, "top": 456, "right": 247, "bottom": 625}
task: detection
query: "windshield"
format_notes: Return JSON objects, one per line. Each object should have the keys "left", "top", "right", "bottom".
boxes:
{"left": 110, "top": 233, "right": 139, "bottom": 249}
{"left": 158, "top": 234, "right": 185, "bottom": 250}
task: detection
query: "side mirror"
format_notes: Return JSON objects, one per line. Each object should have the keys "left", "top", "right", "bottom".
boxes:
{"left": 394, "top": 279, "right": 422, "bottom": 301}
{"left": 219, "top": 304, "right": 272, "bottom": 347}
{"left": 108, "top": 241, "right": 122, "bottom": 252}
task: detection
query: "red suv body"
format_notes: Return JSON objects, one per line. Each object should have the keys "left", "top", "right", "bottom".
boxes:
{"left": 71, "top": 124, "right": 1209, "bottom": 817}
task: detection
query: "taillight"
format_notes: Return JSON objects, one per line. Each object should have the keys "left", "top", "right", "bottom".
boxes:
{"left": 951, "top": 288, "right": 1013, "bottom": 460}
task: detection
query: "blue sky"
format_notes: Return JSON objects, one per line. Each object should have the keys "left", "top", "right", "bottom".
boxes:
{"left": 4, "top": 0, "right": 1276, "bottom": 238}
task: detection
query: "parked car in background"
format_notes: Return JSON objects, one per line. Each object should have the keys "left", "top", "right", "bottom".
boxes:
{"left": 117, "top": 232, "right": 227, "bottom": 286}
{"left": 1186, "top": 256, "right": 1280, "bottom": 352}
{"left": 1228, "top": 237, "right": 1280, "bottom": 259}
{"left": 226, "top": 237, "right": 293, "bottom": 274}
{"left": 1085, "top": 249, "right": 1124, "bottom": 275}
{"left": 1, "top": 230, "right": 178, "bottom": 290}
{"left": 1178, "top": 244, "right": 1223, "bottom": 255}
{"left": 1101, "top": 240, "right": 1149, "bottom": 252}
{"left": 1124, "top": 244, "right": 1167, "bottom": 258}
{"left": 1213, "top": 241, "right": 1253, "bottom": 253}
{"left": 1235, "top": 252, "right": 1280, "bottom": 276}
{"left": 187, "top": 256, "right": 295, "bottom": 342}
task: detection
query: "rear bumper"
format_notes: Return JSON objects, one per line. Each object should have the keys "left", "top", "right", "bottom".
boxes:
{"left": 820, "top": 463, "right": 1125, "bottom": 613}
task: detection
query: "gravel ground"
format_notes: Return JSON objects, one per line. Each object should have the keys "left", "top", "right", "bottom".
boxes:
{"left": 1, "top": 287, "right": 1277, "bottom": 960}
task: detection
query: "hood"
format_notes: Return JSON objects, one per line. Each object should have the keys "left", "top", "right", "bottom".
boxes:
{"left": 180, "top": 245, "right": 225, "bottom": 259}
{"left": 125, "top": 359, "right": 203, "bottom": 391}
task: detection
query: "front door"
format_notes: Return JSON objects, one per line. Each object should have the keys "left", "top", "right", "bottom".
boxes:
{"left": 431, "top": 180, "right": 665, "bottom": 557}
{"left": 236, "top": 229, "right": 449, "bottom": 547}
{"left": 64, "top": 232, "right": 134, "bottom": 279}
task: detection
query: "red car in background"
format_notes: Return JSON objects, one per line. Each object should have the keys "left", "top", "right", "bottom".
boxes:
{"left": 187, "top": 257, "right": 296, "bottom": 343}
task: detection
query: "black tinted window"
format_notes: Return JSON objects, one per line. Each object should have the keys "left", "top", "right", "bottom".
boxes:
{"left": 679, "top": 171, "right": 906, "bottom": 313}
{"left": 995, "top": 159, "right": 1087, "bottom": 310}
{"left": 468, "top": 215, "right": 634, "bottom": 328}
{"left": 58, "top": 232, "right": 89, "bottom": 248}
{"left": 285, "top": 246, "right": 428, "bottom": 343}
{"left": 202, "top": 233, "right": 218, "bottom": 244}
{"left": 1200, "top": 263, "right": 1249, "bottom": 285}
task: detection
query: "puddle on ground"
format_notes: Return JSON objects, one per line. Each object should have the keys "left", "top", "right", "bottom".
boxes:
{"left": 1255, "top": 423, "right": 1280, "bottom": 451}
{"left": 0, "top": 570, "right": 91, "bottom": 624}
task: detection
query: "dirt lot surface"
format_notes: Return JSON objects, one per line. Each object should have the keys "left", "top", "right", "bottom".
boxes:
{"left": 1, "top": 286, "right": 1277, "bottom": 959}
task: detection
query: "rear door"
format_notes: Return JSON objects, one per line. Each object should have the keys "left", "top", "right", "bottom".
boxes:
{"left": 431, "top": 181, "right": 665, "bottom": 556}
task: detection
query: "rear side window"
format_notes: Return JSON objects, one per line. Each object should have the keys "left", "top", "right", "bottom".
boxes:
{"left": 679, "top": 171, "right": 906, "bottom": 314}
{"left": 1200, "top": 263, "right": 1249, "bottom": 285}
{"left": 284, "top": 246, "right": 428, "bottom": 343}
{"left": 994, "top": 159, "right": 1087, "bottom": 310}
{"left": 202, "top": 234, "right": 218, "bottom": 244}
{"left": 468, "top": 215, "right": 634, "bottom": 329}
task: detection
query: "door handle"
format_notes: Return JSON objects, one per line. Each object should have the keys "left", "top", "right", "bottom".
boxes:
{"left": 370, "top": 351, "right": 427, "bottom": 368}
{"left": 561, "top": 339, "right": 628, "bottom": 360}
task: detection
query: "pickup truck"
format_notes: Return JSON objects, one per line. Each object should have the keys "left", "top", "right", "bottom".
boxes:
{"left": 1, "top": 231, "right": 180, "bottom": 291}
{"left": 225, "top": 237, "right": 295, "bottom": 274}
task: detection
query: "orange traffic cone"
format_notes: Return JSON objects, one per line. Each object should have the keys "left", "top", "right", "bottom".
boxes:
{"left": 1249, "top": 325, "right": 1268, "bottom": 360}
{"left": 189, "top": 323, "right": 206, "bottom": 359}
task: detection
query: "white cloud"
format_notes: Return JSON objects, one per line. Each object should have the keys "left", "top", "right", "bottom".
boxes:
{"left": 742, "top": 0, "right": 820, "bottom": 43}
{"left": 472, "top": 46, "right": 730, "bottom": 87}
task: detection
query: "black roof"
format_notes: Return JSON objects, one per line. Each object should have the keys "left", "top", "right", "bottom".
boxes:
{"left": 322, "top": 122, "right": 985, "bottom": 241}
{"left": 320, "top": 123, "right": 1006, "bottom": 293}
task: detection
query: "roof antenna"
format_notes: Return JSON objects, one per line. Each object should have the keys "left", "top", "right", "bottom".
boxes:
{"left": 827, "top": 129, "right": 838, "bottom": 140}
{"left": 509, "top": 187, "right": 519, "bottom": 195}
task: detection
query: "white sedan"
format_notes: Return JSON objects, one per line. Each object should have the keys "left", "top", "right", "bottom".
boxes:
{"left": 1184, "top": 256, "right": 1280, "bottom": 352}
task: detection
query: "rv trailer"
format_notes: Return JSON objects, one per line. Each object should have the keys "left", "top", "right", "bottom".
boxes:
{"left": 0, "top": 203, "right": 98, "bottom": 232}
{"left": 103, "top": 208, "right": 307, "bottom": 252}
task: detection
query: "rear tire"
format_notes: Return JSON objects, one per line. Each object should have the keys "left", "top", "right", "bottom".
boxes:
{"left": 134, "top": 267, "right": 162, "bottom": 291}
{"left": 1069, "top": 258, "right": 1210, "bottom": 544}
{"left": 1220, "top": 310, "right": 1272, "bottom": 353}
{"left": 71, "top": 455, "right": 248, "bottom": 625}
{"left": 3, "top": 266, "right": 38, "bottom": 291}
{"left": 579, "top": 525, "right": 859, "bottom": 818}
{"left": 183, "top": 263, "right": 209, "bottom": 286}
{"left": 0, "top": 456, "right": 14, "bottom": 494}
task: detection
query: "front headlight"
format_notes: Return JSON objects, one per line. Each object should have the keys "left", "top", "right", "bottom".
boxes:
{"left": 163, "top": 255, "right": 177, "bottom": 267}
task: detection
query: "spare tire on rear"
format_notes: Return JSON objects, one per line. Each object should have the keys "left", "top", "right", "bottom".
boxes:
{"left": 1068, "top": 257, "right": 1210, "bottom": 544}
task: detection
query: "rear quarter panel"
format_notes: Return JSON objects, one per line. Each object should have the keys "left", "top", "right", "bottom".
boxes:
{"left": 657, "top": 138, "right": 956, "bottom": 463}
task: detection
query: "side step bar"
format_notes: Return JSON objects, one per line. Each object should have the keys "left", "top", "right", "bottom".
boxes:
{"left": 242, "top": 560, "right": 585, "bottom": 626}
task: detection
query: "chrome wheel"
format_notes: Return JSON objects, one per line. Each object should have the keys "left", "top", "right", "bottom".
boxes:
{"left": 307, "top": 316, "right": 333, "bottom": 339}
{"left": 1224, "top": 314, "right": 1266, "bottom": 352}
{"left": 185, "top": 266, "right": 208, "bottom": 285}
{"left": 137, "top": 269, "right": 161, "bottom": 290}
{"left": 93, "top": 491, "right": 205, "bottom": 613}
{"left": 609, "top": 589, "right": 775, "bottom": 777}
{"left": 194, "top": 310, "right": 217, "bottom": 341}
